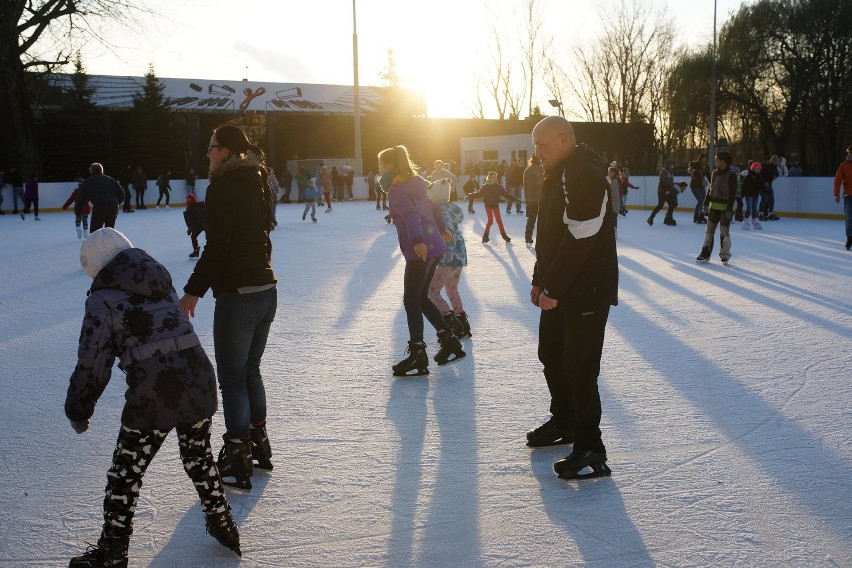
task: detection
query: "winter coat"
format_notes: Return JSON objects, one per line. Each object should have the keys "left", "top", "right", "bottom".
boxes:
{"left": 532, "top": 144, "right": 618, "bottom": 305}
{"left": 833, "top": 160, "right": 852, "bottom": 199}
{"left": 467, "top": 182, "right": 516, "bottom": 208}
{"left": 304, "top": 186, "right": 319, "bottom": 201}
{"left": 184, "top": 154, "right": 276, "bottom": 298}
{"left": 704, "top": 167, "right": 737, "bottom": 212}
{"left": 463, "top": 177, "right": 479, "bottom": 196}
{"left": 65, "top": 248, "right": 218, "bottom": 431}
{"left": 608, "top": 177, "right": 621, "bottom": 214}
{"left": 75, "top": 173, "right": 125, "bottom": 217}
{"left": 63, "top": 188, "right": 91, "bottom": 215}
{"left": 741, "top": 170, "right": 762, "bottom": 198}
{"left": 523, "top": 165, "right": 543, "bottom": 205}
{"left": 437, "top": 202, "right": 467, "bottom": 267}
{"left": 388, "top": 175, "right": 447, "bottom": 261}
{"left": 132, "top": 172, "right": 147, "bottom": 190}
{"left": 183, "top": 201, "right": 206, "bottom": 234}
{"left": 657, "top": 167, "right": 675, "bottom": 196}
{"left": 24, "top": 179, "right": 38, "bottom": 200}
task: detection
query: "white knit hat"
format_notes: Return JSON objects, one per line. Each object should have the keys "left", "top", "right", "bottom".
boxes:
{"left": 80, "top": 228, "right": 133, "bottom": 278}
{"left": 427, "top": 178, "right": 451, "bottom": 203}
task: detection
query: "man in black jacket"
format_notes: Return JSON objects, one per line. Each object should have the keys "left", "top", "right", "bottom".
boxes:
{"left": 76, "top": 163, "right": 125, "bottom": 231}
{"left": 527, "top": 116, "right": 618, "bottom": 480}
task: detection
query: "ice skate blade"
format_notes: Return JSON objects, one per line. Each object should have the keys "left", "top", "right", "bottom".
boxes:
{"left": 435, "top": 351, "right": 466, "bottom": 366}
{"left": 557, "top": 463, "right": 612, "bottom": 480}
{"left": 393, "top": 368, "right": 429, "bottom": 377}
{"left": 253, "top": 460, "right": 273, "bottom": 471}
{"left": 526, "top": 437, "right": 573, "bottom": 448}
{"left": 222, "top": 477, "right": 252, "bottom": 491}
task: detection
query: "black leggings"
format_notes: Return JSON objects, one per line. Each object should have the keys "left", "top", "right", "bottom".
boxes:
{"left": 156, "top": 188, "right": 170, "bottom": 205}
{"left": 403, "top": 256, "right": 446, "bottom": 342}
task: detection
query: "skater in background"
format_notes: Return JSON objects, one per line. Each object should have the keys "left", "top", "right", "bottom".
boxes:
{"left": 606, "top": 166, "right": 620, "bottom": 230}
{"left": 267, "top": 167, "right": 280, "bottom": 227}
{"left": 120, "top": 165, "right": 135, "bottom": 214}
{"left": 380, "top": 145, "right": 465, "bottom": 376}
{"left": 523, "top": 156, "right": 543, "bottom": 244}
{"left": 183, "top": 193, "right": 206, "bottom": 257}
{"left": 132, "top": 166, "right": 147, "bottom": 209}
{"left": 758, "top": 155, "right": 781, "bottom": 221}
{"left": 22, "top": 173, "right": 39, "bottom": 220}
{"left": 833, "top": 145, "right": 852, "bottom": 250}
{"left": 741, "top": 162, "right": 763, "bottom": 230}
{"left": 296, "top": 166, "right": 309, "bottom": 203}
{"left": 618, "top": 166, "right": 638, "bottom": 216}
{"left": 66, "top": 228, "right": 241, "bottom": 566}
{"left": 647, "top": 159, "right": 679, "bottom": 226}
{"left": 62, "top": 178, "right": 91, "bottom": 239}
{"left": 688, "top": 153, "right": 709, "bottom": 224}
{"left": 302, "top": 179, "right": 319, "bottom": 222}
{"left": 696, "top": 151, "right": 737, "bottom": 263}
{"left": 180, "top": 124, "right": 278, "bottom": 491}
{"left": 527, "top": 116, "right": 618, "bottom": 480}
{"left": 506, "top": 157, "right": 525, "bottom": 214}
{"left": 155, "top": 171, "right": 172, "bottom": 208}
{"left": 427, "top": 178, "right": 472, "bottom": 339}
{"left": 186, "top": 168, "right": 197, "bottom": 197}
{"left": 320, "top": 165, "right": 333, "bottom": 212}
{"left": 463, "top": 174, "right": 479, "bottom": 214}
{"left": 466, "top": 170, "right": 517, "bottom": 243}
{"left": 76, "top": 162, "right": 125, "bottom": 231}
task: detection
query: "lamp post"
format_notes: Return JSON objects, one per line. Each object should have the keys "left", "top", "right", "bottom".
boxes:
{"left": 352, "top": 0, "right": 362, "bottom": 174}
{"left": 548, "top": 98, "right": 563, "bottom": 117}
{"left": 708, "top": 0, "right": 718, "bottom": 162}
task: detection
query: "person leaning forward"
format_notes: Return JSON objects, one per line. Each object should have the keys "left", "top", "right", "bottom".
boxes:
{"left": 527, "top": 116, "right": 619, "bottom": 480}
{"left": 76, "top": 163, "right": 125, "bottom": 231}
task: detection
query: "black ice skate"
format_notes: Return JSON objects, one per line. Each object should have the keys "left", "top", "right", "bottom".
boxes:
{"left": 249, "top": 424, "right": 273, "bottom": 471}
{"left": 501, "top": 232, "right": 512, "bottom": 243}
{"left": 69, "top": 535, "right": 129, "bottom": 567}
{"left": 443, "top": 312, "right": 466, "bottom": 338}
{"left": 554, "top": 448, "right": 611, "bottom": 480}
{"left": 189, "top": 248, "right": 200, "bottom": 258}
{"left": 217, "top": 436, "right": 253, "bottom": 490}
{"left": 482, "top": 231, "right": 490, "bottom": 243}
{"left": 526, "top": 417, "right": 573, "bottom": 447}
{"left": 393, "top": 341, "right": 429, "bottom": 377}
{"left": 456, "top": 312, "right": 472, "bottom": 338}
{"left": 696, "top": 246, "right": 711, "bottom": 263}
{"left": 663, "top": 216, "right": 677, "bottom": 226}
{"left": 205, "top": 507, "right": 242, "bottom": 557}
{"left": 434, "top": 328, "right": 466, "bottom": 365}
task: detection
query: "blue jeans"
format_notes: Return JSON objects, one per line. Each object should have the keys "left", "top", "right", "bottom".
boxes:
{"left": 691, "top": 187, "right": 706, "bottom": 220}
{"left": 744, "top": 195, "right": 759, "bottom": 219}
{"left": 213, "top": 286, "right": 277, "bottom": 438}
{"left": 844, "top": 195, "right": 852, "bottom": 237}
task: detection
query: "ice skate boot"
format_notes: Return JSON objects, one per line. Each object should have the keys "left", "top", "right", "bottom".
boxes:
{"left": 205, "top": 506, "right": 242, "bottom": 557}
{"left": 741, "top": 219, "right": 750, "bottom": 230}
{"left": 646, "top": 216, "right": 654, "bottom": 226}
{"left": 482, "top": 231, "right": 490, "bottom": 243}
{"left": 751, "top": 218, "right": 763, "bottom": 230}
{"left": 76, "top": 227, "right": 83, "bottom": 239}
{"left": 392, "top": 341, "right": 429, "bottom": 377}
{"left": 433, "top": 328, "right": 466, "bottom": 365}
{"left": 69, "top": 534, "right": 129, "bottom": 567}
{"left": 312, "top": 215, "right": 317, "bottom": 223}
{"left": 526, "top": 417, "right": 573, "bottom": 447}
{"left": 217, "top": 436, "right": 253, "bottom": 490}
{"left": 456, "top": 312, "right": 472, "bottom": 337}
{"left": 443, "top": 312, "right": 466, "bottom": 338}
{"left": 696, "top": 246, "right": 711, "bottom": 263}
{"left": 554, "top": 448, "right": 611, "bottom": 480}
{"left": 501, "top": 232, "right": 511, "bottom": 243}
{"left": 249, "top": 424, "right": 273, "bottom": 471}
{"left": 189, "top": 248, "right": 200, "bottom": 258}
{"left": 302, "top": 212, "right": 307, "bottom": 220}
{"left": 846, "top": 237, "right": 851, "bottom": 250}
{"left": 663, "top": 216, "right": 676, "bottom": 226}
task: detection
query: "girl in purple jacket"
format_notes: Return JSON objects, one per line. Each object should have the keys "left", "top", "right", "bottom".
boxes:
{"left": 380, "top": 145, "right": 466, "bottom": 376}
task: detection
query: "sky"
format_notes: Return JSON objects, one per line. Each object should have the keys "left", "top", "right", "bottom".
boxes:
{"left": 67, "top": 0, "right": 754, "bottom": 118}
{"left": 1, "top": 185, "right": 850, "bottom": 565}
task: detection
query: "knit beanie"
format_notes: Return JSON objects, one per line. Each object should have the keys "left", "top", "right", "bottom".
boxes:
{"left": 186, "top": 194, "right": 198, "bottom": 204}
{"left": 427, "top": 178, "right": 451, "bottom": 203}
{"left": 80, "top": 227, "right": 133, "bottom": 278}
{"left": 749, "top": 162, "right": 762, "bottom": 172}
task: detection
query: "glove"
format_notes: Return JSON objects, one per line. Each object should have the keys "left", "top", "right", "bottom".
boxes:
{"left": 70, "top": 419, "right": 90, "bottom": 434}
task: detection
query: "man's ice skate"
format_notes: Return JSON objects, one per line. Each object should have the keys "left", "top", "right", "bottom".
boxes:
{"left": 69, "top": 535, "right": 129, "bottom": 567}
{"left": 189, "top": 248, "right": 200, "bottom": 258}
{"left": 434, "top": 328, "right": 465, "bottom": 365}
{"left": 393, "top": 341, "right": 429, "bottom": 377}
{"left": 205, "top": 506, "right": 242, "bottom": 557}
{"left": 696, "top": 246, "right": 711, "bottom": 263}
{"left": 217, "top": 436, "right": 253, "bottom": 490}
{"left": 76, "top": 227, "right": 83, "bottom": 239}
{"left": 501, "top": 232, "right": 512, "bottom": 243}
{"left": 554, "top": 448, "right": 611, "bottom": 480}
{"left": 526, "top": 417, "right": 573, "bottom": 447}
{"left": 249, "top": 423, "right": 273, "bottom": 471}
{"left": 663, "top": 216, "right": 676, "bottom": 226}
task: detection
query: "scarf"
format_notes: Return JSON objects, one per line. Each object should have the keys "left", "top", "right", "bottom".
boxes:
{"left": 379, "top": 169, "right": 401, "bottom": 192}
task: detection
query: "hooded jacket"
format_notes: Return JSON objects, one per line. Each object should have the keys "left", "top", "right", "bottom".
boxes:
{"left": 65, "top": 248, "right": 217, "bottom": 430}
{"left": 184, "top": 154, "right": 276, "bottom": 297}
{"left": 532, "top": 145, "right": 618, "bottom": 305}
{"left": 388, "top": 175, "right": 447, "bottom": 261}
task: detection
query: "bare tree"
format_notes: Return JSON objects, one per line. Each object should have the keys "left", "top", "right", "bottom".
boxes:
{"left": 517, "top": 0, "right": 551, "bottom": 118}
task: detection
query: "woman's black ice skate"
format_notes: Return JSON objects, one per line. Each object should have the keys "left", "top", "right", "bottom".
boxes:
{"left": 554, "top": 448, "right": 611, "bottom": 480}
{"left": 434, "top": 328, "right": 466, "bottom": 365}
{"left": 443, "top": 312, "right": 466, "bottom": 338}
{"left": 69, "top": 535, "right": 129, "bottom": 567}
{"left": 249, "top": 424, "right": 273, "bottom": 471}
{"left": 456, "top": 312, "right": 472, "bottom": 337}
{"left": 217, "top": 436, "right": 253, "bottom": 490}
{"left": 501, "top": 232, "right": 511, "bottom": 243}
{"left": 393, "top": 341, "right": 429, "bottom": 377}
{"left": 205, "top": 506, "right": 242, "bottom": 557}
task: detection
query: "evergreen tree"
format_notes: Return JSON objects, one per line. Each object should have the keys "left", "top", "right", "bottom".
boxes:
{"left": 127, "top": 64, "right": 186, "bottom": 175}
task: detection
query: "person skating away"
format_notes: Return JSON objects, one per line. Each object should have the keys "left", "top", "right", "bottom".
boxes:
{"left": 833, "top": 145, "right": 852, "bottom": 250}
{"left": 155, "top": 171, "right": 172, "bottom": 208}
{"left": 618, "top": 166, "right": 638, "bottom": 216}
{"left": 319, "top": 165, "right": 333, "bottom": 212}
{"left": 528, "top": 116, "right": 618, "bottom": 481}
{"left": 22, "top": 173, "right": 39, "bottom": 220}
{"left": 181, "top": 125, "right": 278, "bottom": 491}
{"left": 463, "top": 174, "right": 479, "bottom": 214}
{"left": 696, "top": 151, "right": 738, "bottom": 264}
{"left": 66, "top": 228, "right": 241, "bottom": 567}
{"left": 466, "top": 171, "right": 517, "bottom": 243}
{"left": 62, "top": 178, "right": 91, "bottom": 239}
{"left": 647, "top": 159, "right": 680, "bottom": 226}
{"left": 741, "top": 162, "right": 763, "bottom": 231}
{"left": 523, "top": 156, "right": 543, "bottom": 245}
{"left": 303, "top": 179, "right": 319, "bottom": 222}
{"left": 380, "top": 145, "right": 465, "bottom": 376}
{"left": 184, "top": 193, "right": 206, "bottom": 257}
{"left": 426, "top": 178, "right": 472, "bottom": 339}
{"left": 132, "top": 166, "right": 147, "bottom": 209}
{"left": 76, "top": 162, "right": 125, "bottom": 231}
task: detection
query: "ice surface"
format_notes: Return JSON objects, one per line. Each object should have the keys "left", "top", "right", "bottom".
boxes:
{"left": 1, "top": 203, "right": 850, "bottom": 567}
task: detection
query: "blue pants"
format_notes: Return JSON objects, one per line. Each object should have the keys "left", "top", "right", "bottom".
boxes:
{"left": 691, "top": 187, "right": 706, "bottom": 220}
{"left": 744, "top": 195, "right": 759, "bottom": 219}
{"left": 213, "top": 286, "right": 277, "bottom": 438}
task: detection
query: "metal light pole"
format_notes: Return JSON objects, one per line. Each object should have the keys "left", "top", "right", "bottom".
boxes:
{"left": 352, "top": 0, "right": 363, "bottom": 174}
{"left": 708, "top": 0, "right": 718, "bottom": 161}
{"left": 548, "top": 98, "right": 563, "bottom": 117}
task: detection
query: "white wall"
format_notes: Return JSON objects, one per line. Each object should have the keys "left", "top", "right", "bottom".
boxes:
{"left": 0, "top": 176, "right": 842, "bottom": 218}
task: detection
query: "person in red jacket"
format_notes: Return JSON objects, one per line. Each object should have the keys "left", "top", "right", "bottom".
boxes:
{"left": 62, "top": 178, "right": 92, "bottom": 239}
{"left": 833, "top": 145, "right": 852, "bottom": 250}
